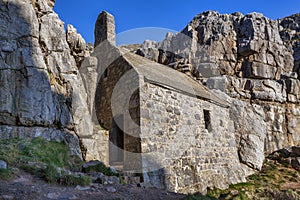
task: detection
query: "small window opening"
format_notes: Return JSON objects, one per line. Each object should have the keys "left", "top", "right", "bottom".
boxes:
{"left": 204, "top": 109, "right": 212, "bottom": 132}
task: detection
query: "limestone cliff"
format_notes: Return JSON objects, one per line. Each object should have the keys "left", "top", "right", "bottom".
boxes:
{"left": 0, "top": 0, "right": 96, "bottom": 158}
{"left": 135, "top": 11, "right": 300, "bottom": 172}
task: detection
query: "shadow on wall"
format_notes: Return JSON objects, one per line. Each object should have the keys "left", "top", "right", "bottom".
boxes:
{"left": 0, "top": 0, "right": 81, "bottom": 156}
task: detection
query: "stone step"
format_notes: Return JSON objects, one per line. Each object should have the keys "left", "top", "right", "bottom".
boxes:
{"left": 110, "top": 161, "right": 124, "bottom": 171}
{"left": 118, "top": 170, "right": 143, "bottom": 184}
{"left": 110, "top": 164, "right": 143, "bottom": 184}
{"left": 123, "top": 175, "right": 141, "bottom": 184}
{"left": 111, "top": 164, "right": 123, "bottom": 171}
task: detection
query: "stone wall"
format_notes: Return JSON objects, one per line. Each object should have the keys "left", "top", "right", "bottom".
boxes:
{"left": 139, "top": 82, "right": 245, "bottom": 194}
{"left": 97, "top": 56, "right": 139, "bottom": 130}
{"left": 94, "top": 51, "right": 246, "bottom": 193}
{"left": 97, "top": 55, "right": 141, "bottom": 167}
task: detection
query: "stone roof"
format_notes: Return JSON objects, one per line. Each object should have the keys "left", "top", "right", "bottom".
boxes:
{"left": 119, "top": 48, "right": 229, "bottom": 107}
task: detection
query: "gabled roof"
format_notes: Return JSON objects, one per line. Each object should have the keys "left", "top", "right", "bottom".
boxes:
{"left": 118, "top": 47, "right": 229, "bottom": 108}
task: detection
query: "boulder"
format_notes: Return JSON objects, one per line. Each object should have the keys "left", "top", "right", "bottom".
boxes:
{"left": 83, "top": 160, "right": 102, "bottom": 172}
{"left": 88, "top": 172, "right": 120, "bottom": 185}
{"left": 106, "top": 186, "right": 117, "bottom": 193}
{"left": 291, "top": 158, "right": 300, "bottom": 170}
{"left": 0, "top": 160, "right": 7, "bottom": 169}
{"left": 230, "top": 99, "right": 266, "bottom": 170}
{"left": 292, "top": 146, "right": 300, "bottom": 156}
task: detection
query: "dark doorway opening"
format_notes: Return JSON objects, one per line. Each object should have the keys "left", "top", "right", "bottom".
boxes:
{"left": 109, "top": 116, "right": 124, "bottom": 165}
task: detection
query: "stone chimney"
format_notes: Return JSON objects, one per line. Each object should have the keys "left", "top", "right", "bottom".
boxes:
{"left": 94, "top": 11, "right": 116, "bottom": 47}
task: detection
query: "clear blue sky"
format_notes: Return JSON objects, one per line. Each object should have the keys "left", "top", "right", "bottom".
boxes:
{"left": 54, "top": 0, "right": 300, "bottom": 45}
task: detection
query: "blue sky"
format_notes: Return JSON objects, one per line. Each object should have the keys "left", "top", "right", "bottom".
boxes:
{"left": 54, "top": 0, "right": 300, "bottom": 45}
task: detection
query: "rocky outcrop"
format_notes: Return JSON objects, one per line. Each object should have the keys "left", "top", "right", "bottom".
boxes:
{"left": 279, "top": 13, "right": 300, "bottom": 78}
{"left": 66, "top": 24, "right": 92, "bottom": 68}
{"left": 0, "top": 160, "right": 7, "bottom": 169}
{"left": 137, "top": 11, "right": 295, "bottom": 80}
{"left": 135, "top": 11, "right": 300, "bottom": 173}
{"left": 0, "top": 0, "right": 96, "bottom": 158}
{"left": 269, "top": 146, "right": 300, "bottom": 171}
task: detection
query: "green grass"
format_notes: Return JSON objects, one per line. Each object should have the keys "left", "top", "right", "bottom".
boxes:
{"left": 0, "top": 168, "right": 12, "bottom": 180}
{"left": 229, "top": 182, "right": 253, "bottom": 189}
{"left": 185, "top": 158, "right": 300, "bottom": 200}
{"left": 83, "top": 161, "right": 125, "bottom": 184}
{"left": 0, "top": 137, "right": 91, "bottom": 186}
{"left": 58, "top": 174, "right": 92, "bottom": 186}
{"left": 83, "top": 161, "right": 118, "bottom": 176}
{"left": 204, "top": 159, "right": 300, "bottom": 200}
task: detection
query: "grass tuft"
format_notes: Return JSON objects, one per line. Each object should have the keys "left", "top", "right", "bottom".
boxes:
{"left": 0, "top": 168, "right": 12, "bottom": 180}
{"left": 83, "top": 161, "right": 125, "bottom": 184}
{"left": 58, "top": 174, "right": 92, "bottom": 186}
{"left": 83, "top": 161, "right": 118, "bottom": 176}
{"left": 204, "top": 159, "right": 300, "bottom": 200}
{"left": 0, "top": 137, "right": 88, "bottom": 186}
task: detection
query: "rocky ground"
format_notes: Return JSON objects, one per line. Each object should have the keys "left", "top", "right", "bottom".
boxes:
{"left": 2, "top": 156, "right": 300, "bottom": 200}
{"left": 2, "top": 154, "right": 300, "bottom": 200}
{"left": 0, "top": 172, "right": 185, "bottom": 200}
{"left": 0, "top": 137, "right": 186, "bottom": 200}
{"left": 203, "top": 147, "right": 300, "bottom": 200}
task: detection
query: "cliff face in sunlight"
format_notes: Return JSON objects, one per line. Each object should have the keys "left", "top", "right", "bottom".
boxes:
{"left": 0, "top": 0, "right": 95, "bottom": 158}
{"left": 135, "top": 10, "right": 300, "bottom": 174}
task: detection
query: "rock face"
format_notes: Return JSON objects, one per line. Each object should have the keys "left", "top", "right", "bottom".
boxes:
{"left": 0, "top": 0, "right": 95, "bottom": 157}
{"left": 137, "top": 11, "right": 294, "bottom": 79}
{"left": 279, "top": 14, "right": 300, "bottom": 74}
{"left": 136, "top": 11, "right": 300, "bottom": 173}
{"left": 66, "top": 24, "right": 92, "bottom": 68}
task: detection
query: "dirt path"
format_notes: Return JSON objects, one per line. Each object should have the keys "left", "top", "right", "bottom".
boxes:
{"left": 0, "top": 172, "right": 185, "bottom": 200}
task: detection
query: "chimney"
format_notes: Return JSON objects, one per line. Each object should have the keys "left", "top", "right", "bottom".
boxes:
{"left": 94, "top": 11, "right": 116, "bottom": 47}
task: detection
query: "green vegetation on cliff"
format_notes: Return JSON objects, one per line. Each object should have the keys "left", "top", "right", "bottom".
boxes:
{"left": 0, "top": 137, "right": 91, "bottom": 186}
{"left": 186, "top": 158, "right": 300, "bottom": 200}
